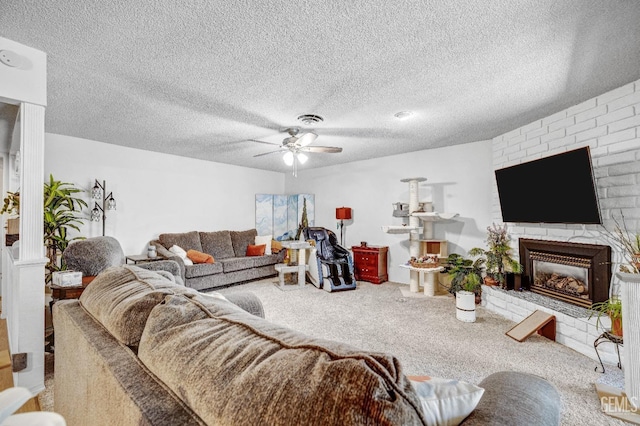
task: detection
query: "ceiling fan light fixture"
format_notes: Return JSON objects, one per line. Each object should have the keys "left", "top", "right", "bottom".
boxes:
{"left": 297, "top": 152, "right": 309, "bottom": 164}
{"left": 283, "top": 151, "right": 294, "bottom": 166}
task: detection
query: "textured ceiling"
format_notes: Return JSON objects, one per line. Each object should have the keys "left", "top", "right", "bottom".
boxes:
{"left": 2, "top": 1, "right": 640, "bottom": 173}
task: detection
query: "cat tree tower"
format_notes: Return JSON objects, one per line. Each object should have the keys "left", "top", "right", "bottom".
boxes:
{"left": 382, "top": 177, "right": 458, "bottom": 295}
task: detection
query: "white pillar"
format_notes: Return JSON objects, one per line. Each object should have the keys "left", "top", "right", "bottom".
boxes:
{"left": 617, "top": 272, "right": 640, "bottom": 410}
{"left": 12, "top": 102, "right": 47, "bottom": 393}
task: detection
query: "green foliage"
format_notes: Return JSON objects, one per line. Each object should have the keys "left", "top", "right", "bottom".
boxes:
{"left": 470, "top": 223, "right": 522, "bottom": 288}
{"left": 443, "top": 253, "right": 485, "bottom": 295}
{"left": 588, "top": 297, "right": 623, "bottom": 334}
{"left": 0, "top": 191, "right": 20, "bottom": 216}
{"left": 43, "top": 175, "right": 87, "bottom": 281}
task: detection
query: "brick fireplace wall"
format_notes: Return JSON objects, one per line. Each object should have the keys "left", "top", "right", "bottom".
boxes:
{"left": 485, "top": 79, "right": 640, "bottom": 364}
{"left": 492, "top": 79, "right": 640, "bottom": 293}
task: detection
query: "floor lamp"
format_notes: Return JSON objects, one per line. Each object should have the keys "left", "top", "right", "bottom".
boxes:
{"left": 336, "top": 207, "right": 352, "bottom": 246}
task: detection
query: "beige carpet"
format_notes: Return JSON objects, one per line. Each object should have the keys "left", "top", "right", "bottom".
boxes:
{"left": 40, "top": 279, "right": 627, "bottom": 425}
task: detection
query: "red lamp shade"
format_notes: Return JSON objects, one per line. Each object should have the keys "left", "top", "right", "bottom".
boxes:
{"left": 336, "top": 207, "right": 352, "bottom": 220}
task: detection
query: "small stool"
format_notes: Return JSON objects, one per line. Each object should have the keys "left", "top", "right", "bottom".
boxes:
{"left": 594, "top": 331, "right": 623, "bottom": 373}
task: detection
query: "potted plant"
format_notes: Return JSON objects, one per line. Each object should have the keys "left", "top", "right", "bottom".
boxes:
{"left": 43, "top": 175, "right": 87, "bottom": 282}
{"left": 456, "top": 272, "right": 482, "bottom": 323}
{"left": 588, "top": 297, "right": 623, "bottom": 337}
{"left": 443, "top": 253, "right": 484, "bottom": 296}
{"left": 470, "top": 223, "right": 522, "bottom": 289}
{"left": 2, "top": 175, "right": 87, "bottom": 283}
{"left": 611, "top": 214, "right": 640, "bottom": 274}
{"left": 1, "top": 191, "right": 20, "bottom": 245}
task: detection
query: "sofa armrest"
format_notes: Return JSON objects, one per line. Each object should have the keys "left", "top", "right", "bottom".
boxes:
{"left": 137, "top": 260, "right": 185, "bottom": 286}
{"left": 462, "top": 371, "right": 561, "bottom": 425}
{"left": 223, "top": 292, "right": 264, "bottom": 318}
{"left": 150, "top": 240, "right": 185, "bottom": 280}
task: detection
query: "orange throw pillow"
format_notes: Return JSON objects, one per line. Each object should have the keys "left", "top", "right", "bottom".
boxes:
{"left": 246, "top": 244, "right": 266, "bottom": 256}
{"left": 186, "top": 249, "right": 214, "bottom": 264}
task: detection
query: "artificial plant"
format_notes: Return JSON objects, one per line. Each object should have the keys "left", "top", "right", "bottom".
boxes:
{"left": 43, "top": 174, "right": 87, "bottom": 281}
{"left": 470, "top": 223, "right": 522, "bottom": 288}
{"left": 443, "top": 253, "right": 484, "bottom": 295}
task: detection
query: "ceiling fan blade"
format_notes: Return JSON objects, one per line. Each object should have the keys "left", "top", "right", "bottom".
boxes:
{"left": 254, "top": 149, "right": 288, "bottom": 158}
{"left": 296, "top": 132, "right": 318, "bottom": 147}
{"left": 300, "top": 146, "right": 342, "bottom": 153}
{"left": 249, "top": 139, "right": 282, "bottom": 146}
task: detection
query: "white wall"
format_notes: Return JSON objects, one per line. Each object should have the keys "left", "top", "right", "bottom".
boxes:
{"left": 45, "top": 134, "right": 285, "bottom": 255}
{"left": 286, "top": 140, "right": 494, "bottom": 284}
{"left": 492, "top": 78, "right": 640, "bottom": 296}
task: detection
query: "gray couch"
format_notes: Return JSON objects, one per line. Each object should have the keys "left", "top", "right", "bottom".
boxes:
{"left": 150, "top": 229, "right": 283, "bottom": 291}
{"left": 54, "top": 265, "right": 561, "bottom": 426}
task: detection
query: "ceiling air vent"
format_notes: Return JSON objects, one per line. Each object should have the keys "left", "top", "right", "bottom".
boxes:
{"left": 297, "top": 114, "right": 324, "bottom": 125}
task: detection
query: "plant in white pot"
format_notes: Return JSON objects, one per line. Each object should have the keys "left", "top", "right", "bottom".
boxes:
{"left": 456, "top": 272, "right": 482, "bottom": 323}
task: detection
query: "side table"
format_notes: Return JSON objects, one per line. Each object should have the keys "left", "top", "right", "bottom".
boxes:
{"left": 594, "top": 331, "right": 623, "bottom": 373}
{"left": 278, "top": 242, "right": 313, "bottom": 288}
{"left": 351, "top": 245, "right": 389, "bottom": 284}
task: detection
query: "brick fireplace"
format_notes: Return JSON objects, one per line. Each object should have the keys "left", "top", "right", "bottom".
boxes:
{"left": 518, "top": 239, "right": 612, "bottom": 308}
{"left": 482, "top": 238, "right": 617, "bottom": 364}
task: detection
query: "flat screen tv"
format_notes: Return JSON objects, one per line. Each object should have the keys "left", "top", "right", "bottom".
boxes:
{"left": 495, "top": 147, "right": 602, "bottom": 224}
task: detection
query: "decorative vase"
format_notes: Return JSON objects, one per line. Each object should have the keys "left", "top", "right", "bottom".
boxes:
{"left": 483, "top": 276, "right": 498, "bottom": 286}
{"left": 610, "top": 315, "right": 623, "bottom": 337}
{"left": 456, "top": 291, "right": 476, "bottom": 323}
{"left": 147, "top": 245, "right": 157, "bottom": 258}
{"left": 632, "top": 253, "right": 640, "bottom": 272}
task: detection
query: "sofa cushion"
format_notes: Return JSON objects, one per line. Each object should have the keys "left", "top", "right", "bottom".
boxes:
{"left": 199, "top": 231, "right": 235, "bottom": 260}
{"left": 230, "top": 229, "right": 258, "bottom": 257}
{"left": 246, "top": 244, "right": 266, "bottom": 256}
{"left": 184, "top": 263, "right": 223, "bottom": 279}
{"left": 219, "top": 257, "right": 254, "bottom": 273}
{"left": 79, "top": 265, "right": 195, "bottom": 346}
{"left": 159, "top": 231, "right": 203, "bottom": 252}
{"left": 253, "top": 254, "right": 279, "bottom": 267}
{"left": 186, "top": 249, "right": 214, "bottom": 264}
{"left": 138, "top": 294, "right": 426, "bottom": 426}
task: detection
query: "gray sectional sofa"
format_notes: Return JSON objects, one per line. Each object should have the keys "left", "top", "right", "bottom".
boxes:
{"left": 53, "top": 265, "right": 562, "bottom": 426}
{"left": 150, "top": 228, "right": 283, "bottom": 290}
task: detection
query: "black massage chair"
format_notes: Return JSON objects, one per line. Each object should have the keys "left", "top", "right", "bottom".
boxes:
{"left": 304, "top": 227, "right": 356, "bottom": 292}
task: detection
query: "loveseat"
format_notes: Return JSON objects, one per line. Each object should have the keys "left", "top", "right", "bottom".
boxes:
{"left": 54, "top": 265, "right": 562, "bottom": 426}
{"left": 150, "top": 229, "right": 283, "bottom": 290}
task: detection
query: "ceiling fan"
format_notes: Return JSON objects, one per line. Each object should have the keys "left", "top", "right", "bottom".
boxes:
{"left": 250, "top": 128, "right": 342, "bottom": 176}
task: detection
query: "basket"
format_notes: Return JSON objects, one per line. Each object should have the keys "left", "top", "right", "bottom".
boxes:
{"left": 409, "top": 260, "right": 439, "bottom": 269}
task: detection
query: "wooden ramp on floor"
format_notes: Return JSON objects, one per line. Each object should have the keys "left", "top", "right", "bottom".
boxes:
{"left": 0, "top": 317, "right": 41, "bottom": 413}
{"left": 506, "top": 310, "right": 556, "bottom": 342}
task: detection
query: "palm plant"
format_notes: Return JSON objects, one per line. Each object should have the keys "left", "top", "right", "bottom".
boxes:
{"left": 43, "top": 175, "right": 87, "bottom": 281}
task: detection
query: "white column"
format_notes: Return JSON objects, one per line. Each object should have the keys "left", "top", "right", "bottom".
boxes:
{"left": 12, "top": 102, "right": 47, "bottom": 393}
{"left": 617, "top": 272, "right": 640, "bottom": 409}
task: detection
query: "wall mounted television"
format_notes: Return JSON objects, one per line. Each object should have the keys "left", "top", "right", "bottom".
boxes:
{"left": 494, "top": 147, "right": 602, "bottom": 224}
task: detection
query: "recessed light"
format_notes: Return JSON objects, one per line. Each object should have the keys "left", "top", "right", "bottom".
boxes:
{"left": 394, "top": 111, "right": 414, "bottom": 120}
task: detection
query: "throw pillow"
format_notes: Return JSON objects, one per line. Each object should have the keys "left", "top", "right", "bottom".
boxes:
{"left": 169, "top": 244, "right": 194, "bottom": 266}
{"left": 246, "top": 244, "right": 266, "bottom": 256}
{"left": 254, "top": 235, "right": 272, "bottom": 255}
{"left": 186, "top": 249, "right": 214, "bottom": 264}
{"left": 271, "top": 240, "right": 283, "bottom": 254}
{"left": 407, "top": 376, "right": 484, "bottom": 426}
